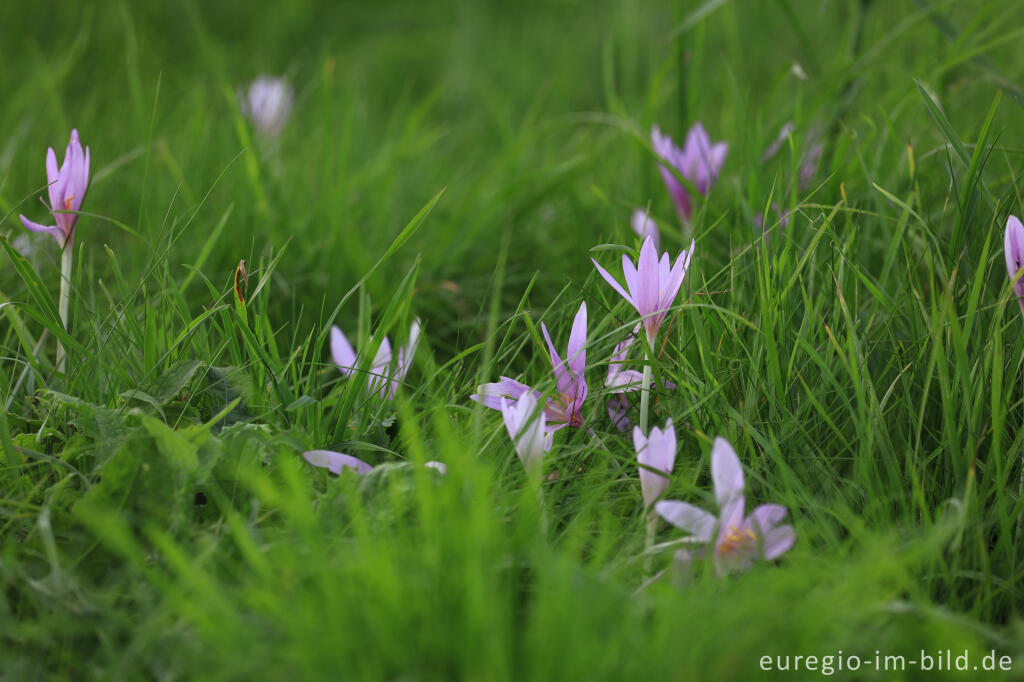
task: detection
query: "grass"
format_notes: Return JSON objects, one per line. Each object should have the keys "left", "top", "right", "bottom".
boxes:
{"left": 2, "top": 0, "right": 1024, "bottom": 678}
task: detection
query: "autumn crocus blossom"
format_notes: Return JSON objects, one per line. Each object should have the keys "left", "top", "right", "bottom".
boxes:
{"left": 239, "top": 75, "right": 294, "bottom": 137}
{"left": 472, "top": 302, "right": 588, "bottom": 431}
{"left": 631, "top": 209, "right": 659, "bottom": 250}
{"left": 331, "top": 320, "right": 421, "bottom": 399}
{"left": 20, "top": 129, "right": 90, "bottom": 249}
{"left": 500, "top": 393, "right": 552, "bottom": 475}
{"left": 634, "top": 419, "right": 676, "bottom": 508}
{"left": 592, "top": 236, "right": 693, "bottom": 343}
{"left": 1005, "top": 215, "right": 1024, "bottom": 316}
{"left": 605, "top": 327, "right": 675, "bottom": 431}
{"left": 655, "top": 437, "right": 795, "bottom": 574}
{"left": 652, "top": 123, "right": 727, "bottom": 221}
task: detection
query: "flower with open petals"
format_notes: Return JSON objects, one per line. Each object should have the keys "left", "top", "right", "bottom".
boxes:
{"left": 592, "top": 237, "right": 693, "bottom": 343}
{"left": 1005, "top": 215, "right": 1024, "bottom": 317}
{"left": 331, "top": 320, "right": 421, "bottom": 399}
{"left": 499, "top": 393, "right": 552, "bottom": 475}
{"left": 472, "top": 302, "right": 588, "bottom": 430}
{"left": 631, "top": 209, "right": 659, "bottom": 250}
{"left": 655, "top": 437, "right": 795, "bottom": 574}
{"left": 239, "top": 75, "right": 294, "bottom": 137}
{"left": 20, "top": 129, "right": 90, "bottom": 249}
{"left": 652, "top": 123, "right": 727, "bottom": 221}
{"left": 634, "top": 419, "right": 676, "bottom": 507}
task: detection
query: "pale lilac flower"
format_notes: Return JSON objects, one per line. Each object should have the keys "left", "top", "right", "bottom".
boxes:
{"left": 303, "top": 450, "right": 374, "bottom": 475}
{"left": 631, "top": 209, "right": 659, "bottom": 250}
{"left": 1005, "top": 215, "right": 1024, "bottom": 317}
{"left": 592, "top": 237, "right": 694, "bottom": 343}
{"left": 652, "top": 123, "right": 727, "bottom": 221}
{"left": 239, "top": 75, "right": 294, "bottom": 137}
{"left": 634, "top": 419, "right": 676, "bottom": 508}
{"left": 655, "top": 437, "right": 795, "bottom": 574}
{"left": 604, "top": 327, "right": 675, "bottom": 431}
{"left": 754, "top": 203, "right": 791, "bottom": 244}
{"left": 20, "top": 129, "right": 90, "bottom": 249}
{"left": 499, "top": 393, "right": 552, "bottom": 475}
{"left": 472, "top": 302, "right": 588, "bottom": 430}
{"left": 331, "top": 320, "right": 421, "bottom": 399}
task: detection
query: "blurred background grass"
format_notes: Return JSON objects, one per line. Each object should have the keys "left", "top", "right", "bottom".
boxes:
{"left": 3, "top": 0, "right": 1024, "bottom": 679}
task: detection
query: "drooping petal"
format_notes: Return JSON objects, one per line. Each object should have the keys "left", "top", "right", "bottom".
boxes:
{"left": 330, "top": 326, "right": 358, "bottom": 376}
{"left": 303, "top": 450, "right": 374, "bottom": 475}
{"left": 592, "top": 259, "right": 634, "bottom": 306}
{"left": 18, "top": 215, "right": 65, "bottom": 246}
{"left": 655, "top": 500, "right": 717, "bottom": 542}
{"left": 424, "top": 460, "right": 447, "bottom": 475}
{"left": 471, "top": 377, "right": 540, "bottom": 411}
{"left": 711, "top": 437, "right": 745, "bottom": 527}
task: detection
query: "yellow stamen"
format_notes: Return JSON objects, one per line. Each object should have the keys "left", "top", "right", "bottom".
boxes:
{"left": 717, "top": 524, "right": 757, "bottom": 556}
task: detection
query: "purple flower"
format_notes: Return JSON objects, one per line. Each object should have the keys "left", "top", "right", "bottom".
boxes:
{"left": 634, "top": 419, "right": 676, "bottom": 508}
{"left": 239, "top": 75, "right": 294, "bottom": 137}
{"left": 1006, "top": 216, "right": 1024, "bottom": 317}
{"left": 604, "top": 326, "right": 675, "bottom": 431}
{"left": 655, "top": 437, "right": 795, "bottom": 574}
{"left": 631, "top": 209, "right": 659, "bottom": 250}
{"left": 20, "top": 129, "right": 90, "bottom": 249}
{"left": 592, "top": 236, "right": 694, "bottom": 343}
{"left": 303, "top": 450, "right": 374, "bottom": 475}
{"left": 652, "top": 123, "right": 727, "bottom": 221}
{"left": 472, "top": 302, "right": 588, "bottom": 430}
{"left": 499, "top": 393, "right": 552, "bottom": 475}
{"left": 754, "top": 203, "right": 791, "bottom": 244}
{"left": 331, "top": 319, "right": 421, "bottom": 399}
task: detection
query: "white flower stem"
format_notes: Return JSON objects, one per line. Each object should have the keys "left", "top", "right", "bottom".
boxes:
{"left": 639, "top": 354, "right": 653, "bottom": 436}
{"left": 57, "top": 244, "right": 72, "bottom": 373}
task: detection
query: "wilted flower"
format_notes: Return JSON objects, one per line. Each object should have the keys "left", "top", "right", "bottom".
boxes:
{"left": 239, "top": 75, "right": 294, "bottom": 137}
{"left": 20, "top": 129, "right": 90, "bottom": 249}
{"left": 303, "top": 450, "right": 374, "bottom": 475}
{"left": 1005, "top": 215, "right": 1024, "bottom": 317}
{"left": 472, "top": 302, "right": 588, "bottom": 430}
{"left": 634, "top": 419, "right": 677, "bottom": 508}
{"left": 631, "top": 209, "right": 659, "bottom": 250}
{"left": 592, "top": 236, "right": 694, "bottom": 343}
{"left": 655, "top": 437, "right": 795, "bottom": 574}
{"left": 605, "top": 327, "right": 675, "bottom": 431}
{"left": 499, "top": 393, "right": 552, "bottom": 475}
{"left": 331, "top": 319, "right": 421, "bottom": 399}
{"left": 652, "top": 123, "right": 727, "bottom": 221}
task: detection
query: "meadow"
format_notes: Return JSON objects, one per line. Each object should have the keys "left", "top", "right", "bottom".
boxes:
{"left": 2, "top": 0, "right": 1024, "bottom": 679}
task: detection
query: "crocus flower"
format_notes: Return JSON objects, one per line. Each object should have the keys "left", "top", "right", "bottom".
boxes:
{"left": 303, "top": 450, "right": 374, "bottom": 475}
{"left": 20, "top": 129, "right": 90, "bottom": 249}
{"left": 331, "top": 320, "right": 421, "bottom": 399}
{"left": 604, "top": 327, "right": 675, "bottom": 431}
{"left": 499, "top": 393, "right": 552, "bottom": 475}
{"left": 472, "top": 302, "right": 588, "bottom": 430}
{"left": 631, "top": 209, "right": 659, "bottom": 250}
{"left": 655, "top": 437, "right": 795, "bottom": 574}
{"left": 754, "top": 203, "right": 791, "bottom": 244}
{"left": 652, "top": 123, "right": 727, "bottom": 221}
{"left": 592, "top": 236, "right": 694, "bottom": 343}
{"left": 1005, "top": 215, "right": 1024, "bottom": 317}
{"left": 634, "top": 419, "right": 676, "bottom": 508}
{"left": 239, "top": 75, "right": 294, "bottom": 137}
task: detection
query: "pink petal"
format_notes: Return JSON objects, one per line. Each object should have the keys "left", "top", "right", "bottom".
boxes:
{"left": 655, "top": 500, "right": 716, "bottom": 542}
{"left": 593, "top": 259, "right": 634, "bottom": 307}
{"left": 566, "top": 301, "right": 587, "bottom": 377}
{"left": 541, "top": 321, "right": 571, "bottom": 397}
{"left": 303, "top": 450, "right": 373, "bottom": 475}
{"left": 711, "top": 437, "right": 745, "bottom": 527}
{"left": 330, "top": 326, "right": 358, "bottom": 376}
{"left": 18, "top": 215, "right": 65, "bottom": 246}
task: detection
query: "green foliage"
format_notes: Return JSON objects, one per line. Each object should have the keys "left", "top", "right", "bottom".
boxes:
{"left": 2, "top": 0, "right": 1024, "bottom": 679}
